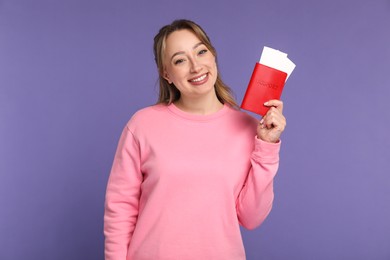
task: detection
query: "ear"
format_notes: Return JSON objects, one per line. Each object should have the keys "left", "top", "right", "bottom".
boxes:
{"left": 162, "top": 70, "right": 173, "bottom": 84}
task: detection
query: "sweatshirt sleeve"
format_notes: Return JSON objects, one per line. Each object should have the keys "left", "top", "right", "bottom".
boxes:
{"left": 104, "top": 126, "right": 143, "bottom": 260}
{"left": 236, "top": 137, "right": 280, "bottom": 230}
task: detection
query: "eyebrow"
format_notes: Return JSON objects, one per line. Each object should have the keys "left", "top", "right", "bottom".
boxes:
{"left": 170, "top": 42, "right": 205, "bottom": 62}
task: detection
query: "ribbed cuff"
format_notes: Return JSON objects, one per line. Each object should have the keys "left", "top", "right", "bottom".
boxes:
{"left": 252, "top": 136, "right": 281, "bottom": 161}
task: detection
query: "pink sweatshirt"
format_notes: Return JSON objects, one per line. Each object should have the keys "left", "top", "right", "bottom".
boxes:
{"left": 104, "top": 103, "right": 280, "bottom": 260}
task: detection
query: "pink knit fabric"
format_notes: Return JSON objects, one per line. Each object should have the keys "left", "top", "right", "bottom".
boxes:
{"left": 104, "top": 103, "right": 280, "bottom": 260}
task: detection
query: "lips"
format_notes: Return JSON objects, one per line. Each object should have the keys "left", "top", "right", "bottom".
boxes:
{"left": 188, "top": 73, "right": 208, "bottom": 85}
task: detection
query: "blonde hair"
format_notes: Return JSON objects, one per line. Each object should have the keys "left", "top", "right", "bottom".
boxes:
{"left": 153, "top": 19, "right": 237, "bottom": 107}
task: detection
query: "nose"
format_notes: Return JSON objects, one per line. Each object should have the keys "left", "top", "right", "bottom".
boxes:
{"left": 189, "top": 57, "right": 201, "bottom": 73}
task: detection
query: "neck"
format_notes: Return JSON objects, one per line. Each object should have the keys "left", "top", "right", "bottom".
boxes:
{"left": 174, "top": 93, "right": 224, "bottom": 115}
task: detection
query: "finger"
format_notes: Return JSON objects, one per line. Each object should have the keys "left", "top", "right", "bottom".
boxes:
{"left": 264, "top": 117, "right": 285, "bottom": 131}
{"left": 263, "top": 108, "right": 286, "bottom": 130}
{"left": 264, "top": 107, "right": 282, "bottom": 122}
{"left": 264, "top": 100, "right": 284, "bottom": 113}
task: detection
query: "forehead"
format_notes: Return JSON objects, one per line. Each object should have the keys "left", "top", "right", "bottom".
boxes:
{"left": 164, "top": 29, "right": 202, "bottom": 55}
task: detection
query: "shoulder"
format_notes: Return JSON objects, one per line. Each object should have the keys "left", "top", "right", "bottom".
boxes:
{"left": 126, "top": 104, "right": 169, "bottom": 131}
{"left": 130, "top": 104, "right": 168, "bottom": 121}
{"left": 225, "top": 105, "right": 258, "bottom": 128}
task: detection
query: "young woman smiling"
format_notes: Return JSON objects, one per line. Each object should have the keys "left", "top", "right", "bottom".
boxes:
{"left": 104, "top": 19, "right": 286, "bottom": 260}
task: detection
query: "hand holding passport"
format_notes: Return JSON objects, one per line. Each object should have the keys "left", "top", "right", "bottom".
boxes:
{"left": 241, "top": 47, "right": 296, "bottom": 116}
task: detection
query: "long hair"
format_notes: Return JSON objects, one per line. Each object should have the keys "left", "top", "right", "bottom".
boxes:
{"left": 153, "top": 19, "right": 238, "bottom": 107}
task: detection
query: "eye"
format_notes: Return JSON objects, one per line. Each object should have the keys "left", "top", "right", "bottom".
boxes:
{"left": 198, "top": 49, "right": 208, "bottom": 55}
{"left": 174, "top": 59, "right": 185, "bottom": 65}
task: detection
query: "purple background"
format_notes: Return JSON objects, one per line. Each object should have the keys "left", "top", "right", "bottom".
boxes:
{"left": 1, "top": 0, "right": 389, "bottom": 259}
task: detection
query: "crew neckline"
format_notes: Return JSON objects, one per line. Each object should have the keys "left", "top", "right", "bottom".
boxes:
{"left": 167, "top": 103, "right": 230, "bottom": 121}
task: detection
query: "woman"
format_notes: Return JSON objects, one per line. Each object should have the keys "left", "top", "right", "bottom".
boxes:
{"left": 104, "top": 19, "right": 286, "bottom": 260}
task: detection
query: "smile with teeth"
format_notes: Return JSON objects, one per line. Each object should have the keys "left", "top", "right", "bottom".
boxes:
{"left": 189, "top": 73, "right": 207, "bottom": 82}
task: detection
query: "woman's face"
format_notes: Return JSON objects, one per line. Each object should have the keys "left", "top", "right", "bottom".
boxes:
{"left": 162, "top": 29, "right": 218, "bottom": 102}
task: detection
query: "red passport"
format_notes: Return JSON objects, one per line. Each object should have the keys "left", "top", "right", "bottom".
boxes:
{"left": 241, "top": 63, "right": 287, "bottom": 116}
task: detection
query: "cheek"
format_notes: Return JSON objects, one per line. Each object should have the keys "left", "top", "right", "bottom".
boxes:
{"left": 210, "top": 60, "right": 218, "bottom": 74}
{"left": 207, "top": 57, "right": 217, "bottom": 71}
{"left": 164, "top": 64, "right": 175, "bottom": 78}
{"left": 166, "top": 67, "right": 185, "bottom": 83}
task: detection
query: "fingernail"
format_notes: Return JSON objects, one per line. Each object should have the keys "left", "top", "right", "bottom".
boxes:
{"left": 264, "top": 102, "right": 269, "bottom": 106}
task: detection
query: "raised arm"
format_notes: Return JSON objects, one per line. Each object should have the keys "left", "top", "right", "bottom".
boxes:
{"left": 236, "top": 100, "right": 286, "bottom": 229}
